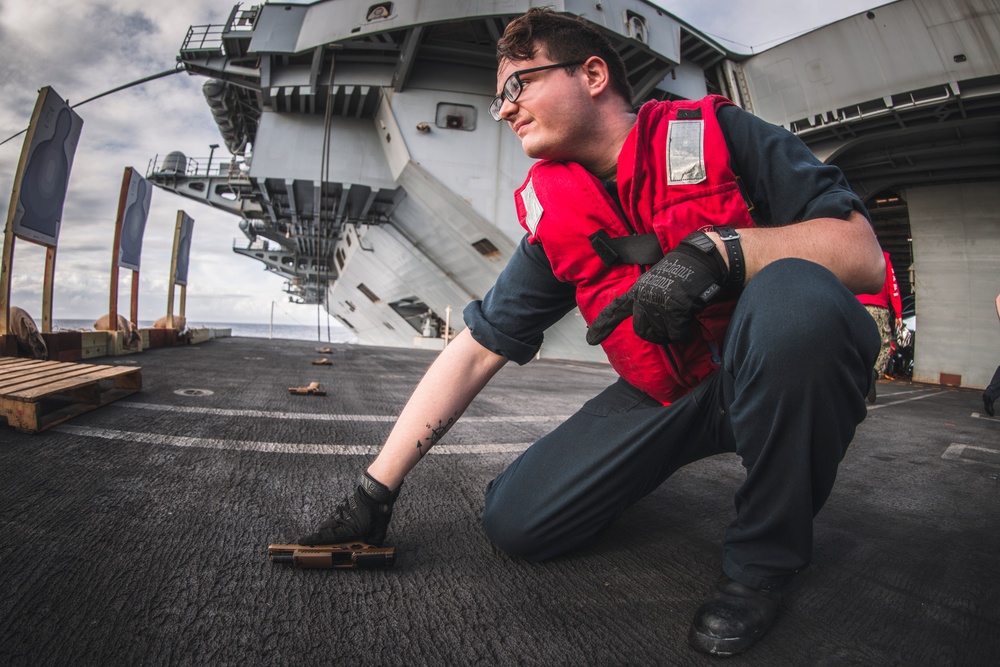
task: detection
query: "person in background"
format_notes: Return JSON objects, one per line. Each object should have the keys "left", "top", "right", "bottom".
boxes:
{"left": 292, "top": 8, "right": 883, "bottom": 657}
{"left": 983, "top": 294, "right": 1000, "bottom": 417}
{"left": 856, "top": 250, "right": 904, "bottom": 403}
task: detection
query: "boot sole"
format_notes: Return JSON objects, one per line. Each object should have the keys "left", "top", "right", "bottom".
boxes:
{"left": 688, "top": 625, "right": 764, "bottom": 656}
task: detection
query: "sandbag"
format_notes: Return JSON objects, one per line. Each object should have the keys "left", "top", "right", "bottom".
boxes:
{"left": 10, "top": 307, "right": 49, "bottom": 360}
{"left": 153, "top": 315, "right": 186, "bottom": 332}
{"left": 94, "top": 313, "right": 142, "bottom": 350}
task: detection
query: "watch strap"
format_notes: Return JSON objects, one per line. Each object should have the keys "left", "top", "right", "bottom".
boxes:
{"left": 713, "top": 225, "right": 745, "bottom": 286}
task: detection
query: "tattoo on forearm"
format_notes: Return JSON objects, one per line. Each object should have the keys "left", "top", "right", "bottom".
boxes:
{"left": 416, "top": 415, "right": 457, "bottom": 458}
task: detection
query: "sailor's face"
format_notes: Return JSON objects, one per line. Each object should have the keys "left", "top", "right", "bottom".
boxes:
{"left": 495, "top": 56, "right": 591, "bottom": 161}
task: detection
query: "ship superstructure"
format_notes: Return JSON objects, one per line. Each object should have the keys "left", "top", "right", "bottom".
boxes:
{"left": 147, "top": 0, "right": 729, "bottom": 360}
{"left": 150, "top": 0, "right": 1000, "bottom": 389}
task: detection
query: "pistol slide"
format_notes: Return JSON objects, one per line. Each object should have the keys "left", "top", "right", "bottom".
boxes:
{"left": 267, "top": 542, "right": 396, "bottom": 569}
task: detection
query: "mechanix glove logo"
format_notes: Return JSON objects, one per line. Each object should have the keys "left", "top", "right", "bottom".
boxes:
{"left": 586, "top": 231, "right": 729, "bottom": 346}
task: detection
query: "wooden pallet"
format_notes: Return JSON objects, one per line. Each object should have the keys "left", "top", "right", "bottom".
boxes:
{"left": 0, "top": 357, "right": 142, "bottom": 434}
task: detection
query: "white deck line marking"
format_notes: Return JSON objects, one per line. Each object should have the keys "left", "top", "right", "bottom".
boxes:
{"left": 878, "top": 388, "right": 941, "bottom": 397}
{"left": 52, "top": 424, "right": 532, "bottom": 456}
{"left": 866, "top": 390, "right": 942, "bottom": 410}
{"left": 971, "top": 412, "right": 998, "bottom": 421}
{"left": 112, "top": 401, "right": 569, "bottom": 423}
{"left": 942, "top": 443, "right": 1000, "bottom": 467}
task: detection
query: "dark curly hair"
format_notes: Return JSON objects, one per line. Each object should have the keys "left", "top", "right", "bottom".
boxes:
{"left": 497, "top": 7, "right": 634, "bottom": 105}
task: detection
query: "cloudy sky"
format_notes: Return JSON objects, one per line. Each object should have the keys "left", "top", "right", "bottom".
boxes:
{"left": 0, "top": 0, "right": 891, "bottom": 327}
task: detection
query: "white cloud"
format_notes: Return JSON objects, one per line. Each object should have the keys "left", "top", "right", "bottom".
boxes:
{"left": 0, "top": 0, "right": 321, "bottom": 327}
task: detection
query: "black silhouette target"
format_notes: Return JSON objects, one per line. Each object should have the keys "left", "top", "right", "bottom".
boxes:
{"left": 12, "top": 90, "right": 83, "bottom": 247}
{"left": 174, "top": 213, "right": 194, "bottom": 286}
{"left": 118, "top": 171, "right": 152, "bottom": 271}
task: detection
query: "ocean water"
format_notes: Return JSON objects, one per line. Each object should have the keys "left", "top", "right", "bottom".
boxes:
{"left": 52, "top": 319, "right": 355, "bottom": 344}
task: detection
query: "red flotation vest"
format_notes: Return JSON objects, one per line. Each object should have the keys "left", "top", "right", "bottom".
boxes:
{"left": 515, "top": 96, "right": 756, "bottom": 404}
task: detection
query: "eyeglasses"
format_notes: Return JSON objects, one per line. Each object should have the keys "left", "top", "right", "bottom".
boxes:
{"left": 490, "top": 61, "right": 586, "bottom": 121}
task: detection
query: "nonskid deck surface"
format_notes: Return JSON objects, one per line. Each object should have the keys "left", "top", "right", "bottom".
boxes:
{"left": 1, "top": 337, "right": 997, "bottom": 665}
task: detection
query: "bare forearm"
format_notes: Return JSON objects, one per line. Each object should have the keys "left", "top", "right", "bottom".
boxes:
{"left": 366, "top": 328, "right": 508, "bottom": 489}
{"left": 708, "top": 211, "right": 885, "bottom": 294}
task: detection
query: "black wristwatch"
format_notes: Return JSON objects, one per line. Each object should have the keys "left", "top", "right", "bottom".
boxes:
{"left": 713, "top": 225, "right": 745, "bottom": 286}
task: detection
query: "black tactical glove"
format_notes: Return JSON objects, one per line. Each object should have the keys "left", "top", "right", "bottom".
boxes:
{"left": 296, "top": 472, "right": 401, "bottom": 546}
{"left": 586, "top": 231, "right": 729, "bottom": 346}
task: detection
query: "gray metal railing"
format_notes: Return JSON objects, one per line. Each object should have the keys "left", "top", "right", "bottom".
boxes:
{"left": 182, "top": 24, "right": 225, "bottom": 54}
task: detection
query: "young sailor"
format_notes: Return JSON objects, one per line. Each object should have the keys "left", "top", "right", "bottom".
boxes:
{"left": 297, "top": 8, "right": 883, "bottom": 656}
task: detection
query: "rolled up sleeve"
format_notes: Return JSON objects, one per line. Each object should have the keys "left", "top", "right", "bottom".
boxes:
{"left": 464, "top": 236, "right": 577, "bottom": 365}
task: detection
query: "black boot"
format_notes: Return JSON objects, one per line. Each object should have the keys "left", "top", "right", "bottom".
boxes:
{"left": 688, "top": 576, "right": 783, "bottom": 656}
{"left": 866, "top": 368, "right": 877, "bottom": 404}
{"left": 984, "top": 393, "right": 995, "bottom": 417}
